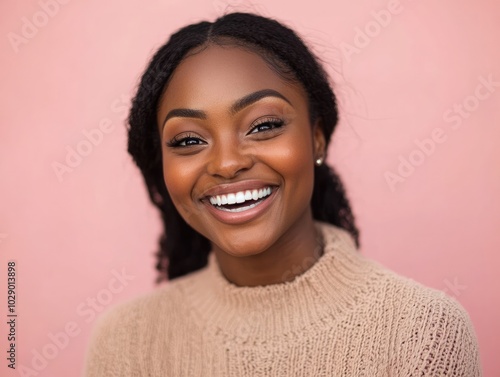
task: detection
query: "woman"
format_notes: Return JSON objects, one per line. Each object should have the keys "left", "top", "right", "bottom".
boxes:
{"left": 84, "top": 12, "right": 481, "bottom": 376}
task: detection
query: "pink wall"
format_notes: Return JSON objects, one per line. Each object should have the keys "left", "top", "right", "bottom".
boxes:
{"left": 1, "top": 0, "right": 498, "bottom": 375}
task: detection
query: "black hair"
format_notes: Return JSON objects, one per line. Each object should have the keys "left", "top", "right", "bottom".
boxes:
{"left": 127, "top": 12, "right": 360, "bottom": 282}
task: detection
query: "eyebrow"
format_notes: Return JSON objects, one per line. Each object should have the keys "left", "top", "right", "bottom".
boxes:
{"left": 161, "top": 89, "right": 293, "bottom": 130}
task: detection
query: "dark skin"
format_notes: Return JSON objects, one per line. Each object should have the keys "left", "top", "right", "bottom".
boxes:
{"left": 157, "top": 45, "right": 326, "bottom": 287}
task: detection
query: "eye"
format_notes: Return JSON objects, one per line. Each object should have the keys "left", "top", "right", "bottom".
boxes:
{"left": 166, "top": 133, "right": 206, "bottom": 148}
{"left": 248, "top": 117, "right": 285, "bottom": 135}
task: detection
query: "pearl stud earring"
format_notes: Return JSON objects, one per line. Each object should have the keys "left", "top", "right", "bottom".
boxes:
{"left": 315, "top": 157, "right": 324, "bottom": 166}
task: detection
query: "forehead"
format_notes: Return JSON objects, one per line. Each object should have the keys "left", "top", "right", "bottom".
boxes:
{"left": 159, "top": 44, "right": 307, "bottom": 112}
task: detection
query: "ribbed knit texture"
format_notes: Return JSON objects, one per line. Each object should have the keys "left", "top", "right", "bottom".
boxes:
{"left": 84, "top": 222, "right": 481, "bottom": 376}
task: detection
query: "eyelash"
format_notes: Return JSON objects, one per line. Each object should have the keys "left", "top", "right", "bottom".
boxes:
{"left": 166, "top": 133, "right": 204, "bottom": 148}
{"left": 166, "top": 117, "right": 286, "bottom": 149}
{"left": 248, "top": 117, "right": 285, "bottom": 135}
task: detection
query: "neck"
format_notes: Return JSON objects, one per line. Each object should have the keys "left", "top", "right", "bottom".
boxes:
{"left": 184, "top": 221, "right": 365, "bottom": 339}
{"left": 212, "top": 211, "right": 323, "bottom": 287}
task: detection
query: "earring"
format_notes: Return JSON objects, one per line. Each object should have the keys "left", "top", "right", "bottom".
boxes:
{"left": 315, "top": 157, "right": 324, "bottom": 166}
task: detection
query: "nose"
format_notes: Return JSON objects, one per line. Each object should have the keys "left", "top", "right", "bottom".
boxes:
{"left": 206, "top": 139, "right": 254, "bottom": 179}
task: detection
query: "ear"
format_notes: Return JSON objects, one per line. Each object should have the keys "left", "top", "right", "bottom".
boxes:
{"left": 312, "top": 119, "right": 326, "bottom": 160}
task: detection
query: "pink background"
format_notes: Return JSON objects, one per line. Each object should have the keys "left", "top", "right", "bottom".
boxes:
{"left": 1, "top": 0, "right": 498, "bottom": 375}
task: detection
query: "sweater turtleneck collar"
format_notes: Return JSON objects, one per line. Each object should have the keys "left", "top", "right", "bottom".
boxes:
{"left": 181, "top": 221, "right": 375, "bottom": 341}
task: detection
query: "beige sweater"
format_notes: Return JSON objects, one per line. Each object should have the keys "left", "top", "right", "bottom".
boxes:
{"left": 84, "top": 222, "right": 481, "bottom": 376}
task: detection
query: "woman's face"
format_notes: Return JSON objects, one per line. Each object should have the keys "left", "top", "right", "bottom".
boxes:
{"left": 157, "top": 44, "right": 325, "bottom": 257}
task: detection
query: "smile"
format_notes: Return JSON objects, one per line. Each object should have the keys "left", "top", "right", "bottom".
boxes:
{"left": 202, "top": 184, "right": 278, "bottom": 225}
{"left": 208, "top": 187, "right": 272, "bottom": 212}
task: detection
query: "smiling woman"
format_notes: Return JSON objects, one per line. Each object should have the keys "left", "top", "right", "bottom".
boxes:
{"left": 157, "top": 44, "right": 329, "bottom": 284}
{"left": 84, "top": 12, "right": 481, "bottom": 376}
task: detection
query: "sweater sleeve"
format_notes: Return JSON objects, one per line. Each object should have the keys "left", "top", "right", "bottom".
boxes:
{"left": 82, "top": 302, "right": 140, "bottom": 377}
{"left": 401, "top": 293, "right": 482, "bottom": 377}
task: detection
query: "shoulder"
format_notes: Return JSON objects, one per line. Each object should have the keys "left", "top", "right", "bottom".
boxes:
{"left": 366, "top": 263, "right": 482, "bottom": 376}
{"left": 83, "top": 272, "right": 201, "bottom": 376}
{"left": 83, "top": 288, "right": 168, "bottom": 376}
{"left": 316, "top": 221, "right": 481, "bottom": 374}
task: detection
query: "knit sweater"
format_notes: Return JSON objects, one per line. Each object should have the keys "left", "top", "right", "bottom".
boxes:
{"left": 84, "top": 222, "right": 481, "bottom": 376}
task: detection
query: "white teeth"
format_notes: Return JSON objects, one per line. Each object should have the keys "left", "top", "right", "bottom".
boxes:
{"left": 235, "top": 192, "right": 245, "bottom": 203}
{"left": 216, "top": 201, "right": 260, "bottom": 213}
{"left": 227, "top": 193, "right": 236, "bottom": 205}
{"left": 208, "top": 186, "right": 273, "bottom": 208}
{"left": 252, "top": 189, "right": 259, "bottom": 200}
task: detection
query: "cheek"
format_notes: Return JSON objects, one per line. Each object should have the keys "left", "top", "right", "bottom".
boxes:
{"left": 261, "top": 127, "right": 315, "bottom": 191}
{"left": 162, "top": 157, "right": 201, "bottom": 216}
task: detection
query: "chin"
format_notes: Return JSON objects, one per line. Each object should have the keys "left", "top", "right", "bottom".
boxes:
{"left": 215, "top": 234, "right": 277, "bottom": 258}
